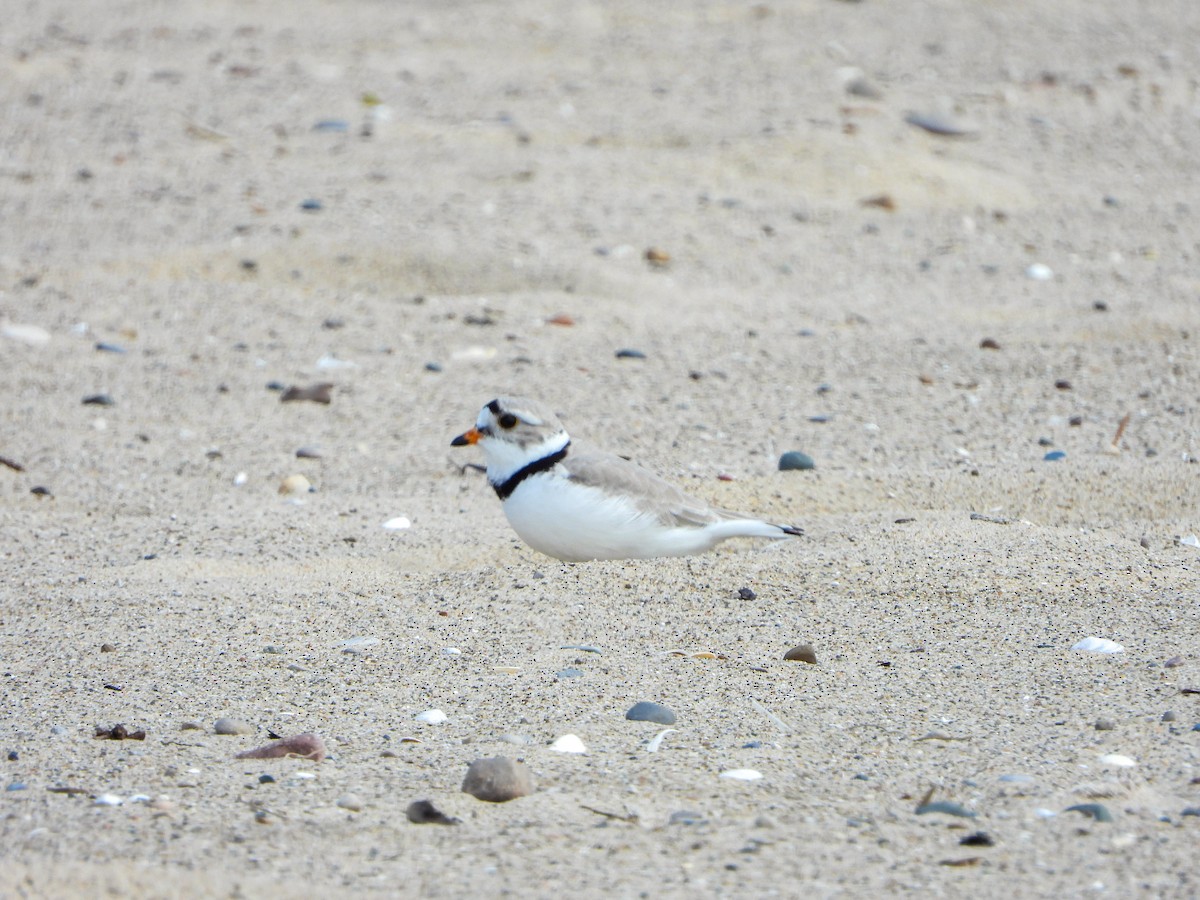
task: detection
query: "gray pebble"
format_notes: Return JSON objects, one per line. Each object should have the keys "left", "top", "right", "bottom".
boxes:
{"left": 1094, "top": 718, "right": 1116, "bottom": 731}
{"left": 336, "top": 794, "right": 363, "bottom": 812}
{"left": 625, "top": 701, "right": 677, "bottom": 725}
{"left": 1162, "top": 711, "right": 1177, "bottom": 722}
{"left": 82, "top": 393, "right": 114, "bottom": 406}
{"left": 214, "top": 717, "right": 255, "bottom": 736}
{"left": 778, "top": 451, "right": 815, "bottom": 471}
{"left": 784, "top": 644, "right": 818, "bottom": 664}
{"left": 614, "top": 348, "right": 646, "bottom": 359}
{"left": 461, "top": 756, "right": 534, "bottom": 803}
{"left": 915, "top": 800, "right": 976, "bottom": 818}
{"left": 668, "top": 809, "right": 706, "bottom": 826}
{"left": 1065, "top": 802, "right": 1114, "bottom": 823}
{"left": 407, "top": 799, "right": 460, "bottom": 825}
{"left": 556, "top": 668, "right": 583, "bottom": 679}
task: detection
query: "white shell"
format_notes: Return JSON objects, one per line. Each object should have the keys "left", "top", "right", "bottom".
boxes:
{"left": 1026, "top": 263, "right": 1054, "bottom": 281}
{"left": 1, "top": 323, "right": 51, "bottom": 346}
{"left": 719, "top": 768, "right": 764, "bottom": 781}
{"left": 233, "top": 472, "right": 248, "bottom": 486}
{"left": 415, "top": 709, "right": 448, "bottom": 725}
{"left": 93, "top": 793, "right": 124, "bottom": 806}
{"left": 550, "top": 734, "right": 587, "bottom": 754}
{"left": 646, "top": 728, "right": 675, "bottom": 753}
{"left": 1072, "top": 636, "right": 1125, "bottom": 654}
{"left": 1180, "top": 534, "right": 1200, "bottom": 548}
{"left": 1098, "top": 753, "right": 1137, "bottom": 768}
{"left": 382, "top": 516, "right": 411, "bottom": 530}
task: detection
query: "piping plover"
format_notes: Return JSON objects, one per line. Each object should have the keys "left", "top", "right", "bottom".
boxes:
{"left": 451, "top": 396, "right": 802, "bottom": 561}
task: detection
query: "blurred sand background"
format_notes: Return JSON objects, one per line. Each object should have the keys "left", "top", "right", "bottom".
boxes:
{"left": 2, "top": 1, "right": 1199, "bottom": 896}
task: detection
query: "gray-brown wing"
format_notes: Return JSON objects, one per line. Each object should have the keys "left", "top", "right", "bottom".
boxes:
{"left": 559, "top": 452, "right": 735, "bottom": 528}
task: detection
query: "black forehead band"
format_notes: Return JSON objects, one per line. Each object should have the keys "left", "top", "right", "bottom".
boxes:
{"left": 486, "top": 399, "right": 502, "bottom": 415}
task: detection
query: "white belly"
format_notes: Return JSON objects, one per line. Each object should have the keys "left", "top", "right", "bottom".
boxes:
{"left": 501, "top": 472, "right": 716, "bottom": 561}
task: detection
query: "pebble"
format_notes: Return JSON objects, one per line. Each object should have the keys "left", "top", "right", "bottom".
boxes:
{"left": 1065, "top": 802, "right": 1114, "bottom": 823}
{"left": 94, "top": 341, "right": 126, "bottom": 353}
{"left": 300, "top": 198, "right": 323, "bottom": 211}
{"left": 7, "top": 782, "right": 27, "bottom": 791}
{"left": 915, "top": 800, "right": 976, "bottom": 818}
{"left": 668, "top": 809, "right": 706, "bottom": 825}
{"left": 1094, "top": 718, "right": 1116, "bottom": 731}
{"left": 295, "top": 446, "right": 322, "bottom": 459}
{"left": 407, "top": 799, "right": 460, "bottom": 824}
{"left": 1098, "top": 753, "right": 1136, "bottom": 768}
{"left": 235, "top": 733, "right": 327, "bottom": 762}
{"left": 904, "top": 111, "right": 976, "bottom": 137}
{"left": 2, "top": 323, "right": 51, "bottom": 346}
{"left": 278, "top": 474, "right": 314, "bottom": 496}
{"left": 1162, "top": 711, "right": 1177, "bottom": 723}
{"left": 280, "top": 383, "right": 333, "bottom": 403}
{"left": 615, "top": 348, "right": 646, "bottom": 359}
{"left": 1073, "top": 636, "right": 1124, "bottom": 654}
{"left": 719, "top": 769, "right": 764, "bottom": 782}
{"left": 737, "top": 587, "right": 756, "bottom": 600}
{"left": 93, "top": 793, "right": 124, "bottom": 807}
{"left": 778, "top": 451, "right": 815, "bottom": 471}
{"left": 959, "top": 832, "right": 995, "bottom": 847}
{"left": 556, "top": 668, "right": 583, "bottom": 679}
{"left": 82, "top": 393, "right": 114, "bottom": 406}
{"left": 461, "top": 757, "right": 534, "bottom": 802}
{"left": 415, "top": 709, "right": 448, "bottom": 725}
{"left": 1182, "top": 807, "right": 1200, "bottom": 817}
{"left": 625, "top": 701, "right": 677, "bottom": 725}
{"left": 1043, "top": 450, "right": 1066, "bottom": 461}
{"left": 784, "top": 644, "right": 818, "bottom": 664}
{"left": 424, "top": 362, "right": 443, "bottom": 372}
{"left": 382, "top": 516, "right": 411, "bottom": 530}
{"left": 214, "top": 717, "right": 255, "bottom": 736}
{"left": 336, "top": 794, "right": 363, "bottom": 812}
{"left": 1026, "top": 263, "right": 1054, "bottom": 281}
{"left": 550, "top": 734, "right": 587, "bottom": 754}
{"left": 313, "top": 120, "right": 349, "bottom": 133}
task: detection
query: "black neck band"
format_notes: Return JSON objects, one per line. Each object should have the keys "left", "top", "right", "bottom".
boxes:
{"left": 493, "top": 442, "right": 570, "bottom": 500}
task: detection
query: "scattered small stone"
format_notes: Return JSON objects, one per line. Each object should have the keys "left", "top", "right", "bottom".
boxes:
{"left": 1094, "top": 718, "right": 1116, "bottom": 731}
{"left": 668, "top": 809, "right": 706, "bottom": 826}
{"left": 560, "top": 644, "right": 602, "bottom": 654}
{"left": 382, "top": 516, "right": 411, "bottom": 530}
{"left": 550, "top": 734, "right": 587, "bottom": 754}
{"left": 1162, "top": 711, "right": 1177, "bottom": 723}
{"left": 1054, "top": 379, "right": 1072, "bottom": 391}
{"left": 407, "top": 799, "right": 460, "bottom": 824}
{"left": 313, "top": 120, "right": 349, "bottom": 133}
{"left": 1098, "top": 753, "right": 1136, "bottom": 768}
{"left": 1066, "top": 802, "right": 1114, "bottom": 823}
{"left": 959, "top": 832, "right": 995, "bottom": 847}
{"left": 915, "top": 800, "right": 976, "bottom": 818}
{"left": 280, "top": 383, "right": 333, "bottom": 404}
{"left": 904, "top": 111, "right": 975, "bottom": 137}
{"left": 94, "top": 342, "right": 126, "bottom": 353}
{"left": 82, "top": 394, "right": 114, "bottom": 406}
{"left": 719, "top": 769, "right": 764, "bottom": 782}
{"left": 545, "top": 313, "right": 575, "bottom": 326}
{"left": 783, "top": 644, "right": 818, "bottom": 664}
{"left": 7, "top": 751, "right": 18, "bottom": 761}
{"left": 2, "top": 323, "right": 51, "bottom": 345}
{"left": 860, "top": 193, "right": 895, "bottom": 211}
{"left": 415, "top": 709, "right": 448, "bottom": 725}
{"left": 94, "top": 724, "right": 146, "bottom": 741}
{"left": 424, "top": 362, "right": 442, "bottom": 372}
{"left": 6, "top": 782, "right": 26, "bottom": 791}
{"left": 979, "top": 337, "right": 1001, "bottom": 350}
{"left": 103, "top": 683, "right": 122, "bottom": 691}
{"left": 0, "top": 454, "right": 24, "bottom": 472}
{"left": 278, "top": 474, "right": 314, "bottom": 496}
{"left": 625, "top": 701, "right": 677, "bottom": 725}
{"left": 1026, "top": 263, "right": 1054, "bottom": 281}
{"left": 1093, "top": 300, "right": 1109, "bottom": 311}
{"left": 295, "top": 446, "right": 322, "bottom": 459}
{"left": 1073, "top": 636, "right": 1124, "bottom": 654}
{"left": 214, "top": 718, "right": 255, "bottom": 736}
{"left": 93, "top": 793, "right": 124, "bottom": 807}
{"left": 299, "top": 198, "right": 323, "bottom": 211}
{"left": 1165, "top": 656, "right": 1185, "bottom": 668}
{"left": 235, "top": 733, "right": 327, "bottom": 762}
{"left": 778, "top": 451, "right": 815, "bottom": 471}
{"left": 1182, "top": 807, "right": 1200, "bottom": 817}
{"left": 461, "top": 757, "right": 534, "bottom": 802}
{"left": 336, "top": 794, "right": 363, "bottom": 812}
{"left": 644, "top": 247, "right": 671, "bottom": 267}
{"left": 737, "top": 586, "right": 756, "bottom": 600}
{"left": 1043, "top": 450, "right": 1066, "bottom": 461}
{"left": 614, "top": 348, "right": 646, "bottom": 359}
{"left": 556, "top": 668, "right": 583, "bottom": 679}
{"left": 258, "top": 774, "right": 275, "bottom": 784}
{"left": 100, "top": 643, "right": 116, "bottom": 653}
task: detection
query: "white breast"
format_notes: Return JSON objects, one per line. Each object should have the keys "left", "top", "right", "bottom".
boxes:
{"left": 501, "top": 471, "right": 718, "bottom": 561}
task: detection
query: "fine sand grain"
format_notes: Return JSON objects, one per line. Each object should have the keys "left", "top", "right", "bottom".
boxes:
{"left": 2, "top": 2, "right": 1198, "bottom": 897}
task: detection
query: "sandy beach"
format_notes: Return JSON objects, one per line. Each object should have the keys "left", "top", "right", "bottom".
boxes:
{"left": 2, "top": 1, "right": 1199, "bottom": 896}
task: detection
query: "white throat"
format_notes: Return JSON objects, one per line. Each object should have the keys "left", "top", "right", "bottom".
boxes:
{"left": 482, "top": 429, "right": 570, "bottom": 486}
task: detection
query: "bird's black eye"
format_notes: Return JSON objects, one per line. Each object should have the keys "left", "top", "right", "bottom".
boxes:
{"left": 498, "top": 413, "right": 518, "bottom": 429}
